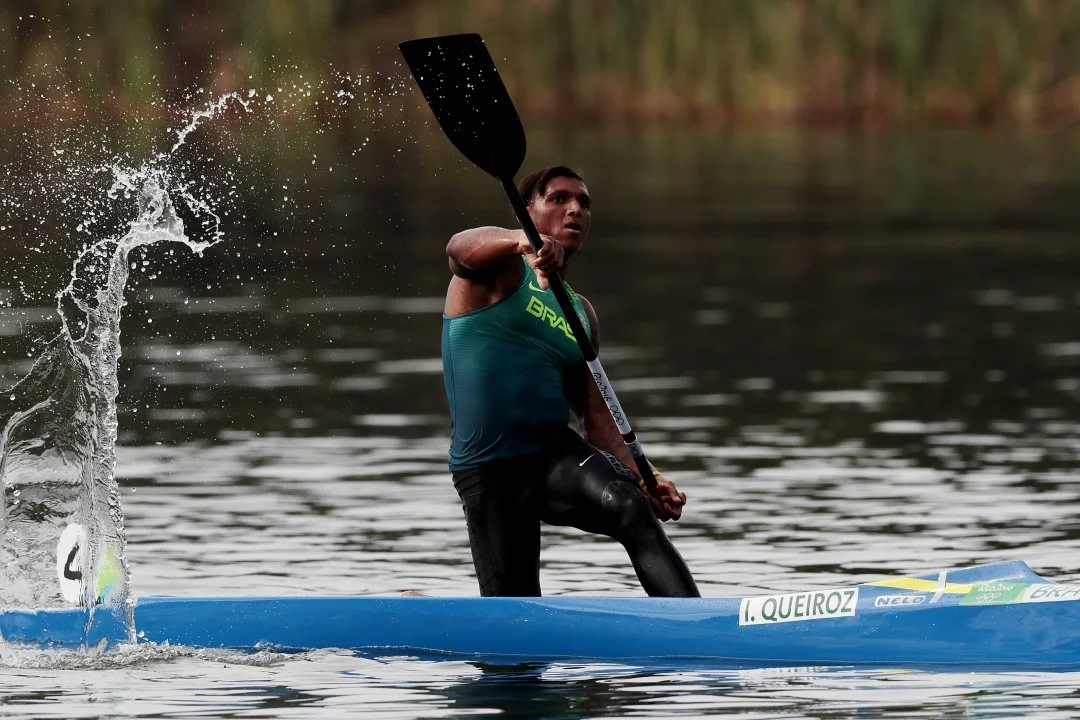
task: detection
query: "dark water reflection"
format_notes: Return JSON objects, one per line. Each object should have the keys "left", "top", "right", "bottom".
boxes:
{"left": 4, "top": 652, "right": 1080, "bottom": 719}
{"left": 1, "top": 128, "right": 1080, "bottom": 716}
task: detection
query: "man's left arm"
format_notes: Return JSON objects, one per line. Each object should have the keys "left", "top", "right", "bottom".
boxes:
{"left": 574, "top": 296, "right": 687, "bottom": 521}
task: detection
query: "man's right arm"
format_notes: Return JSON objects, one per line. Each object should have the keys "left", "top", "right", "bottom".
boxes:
{"left": 447, "top": 227, "right": 527, "bottom": 277}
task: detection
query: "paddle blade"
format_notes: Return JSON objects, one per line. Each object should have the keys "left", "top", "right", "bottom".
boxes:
{"left": 399, "top": 34, "right": 525, "bottom": 181}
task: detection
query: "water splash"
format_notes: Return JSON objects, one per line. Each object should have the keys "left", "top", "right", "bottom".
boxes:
{"left": 0, "top": 638, "right": 292, "bottom": 670}
{"left": 170, "top": 92, "right": 245, "bottom": 154}
{"left": 0, "top": 96, "right": 245, "bottom": 638}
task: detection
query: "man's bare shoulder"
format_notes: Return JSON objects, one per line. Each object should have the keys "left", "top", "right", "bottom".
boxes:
{"left": 577, "top": 294, "right": 599, "bottom": 348}
{"left": 444, "top": 256, "right": 525, "bottom": 316}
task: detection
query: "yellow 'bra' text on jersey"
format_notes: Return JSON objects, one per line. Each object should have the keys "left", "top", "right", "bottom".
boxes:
{"left": 525, "top": 295, "right": 576, "bottom": 341}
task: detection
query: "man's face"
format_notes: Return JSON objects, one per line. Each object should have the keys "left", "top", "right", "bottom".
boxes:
{"left": 528, "top": 176, "right": 591, "bottom": 253}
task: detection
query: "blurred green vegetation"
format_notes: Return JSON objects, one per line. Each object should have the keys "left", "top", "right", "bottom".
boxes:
{"left": 3, "top": 0, "right": 1080, "bottom": 128}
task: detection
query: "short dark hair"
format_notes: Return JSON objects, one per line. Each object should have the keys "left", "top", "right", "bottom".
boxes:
{"left": 518, "top": 166, "right": 584, "bottom": 206}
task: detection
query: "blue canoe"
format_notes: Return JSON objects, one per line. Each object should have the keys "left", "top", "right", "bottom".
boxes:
{"left": 2, "top": 560, "right": 1079, "bottom": 668}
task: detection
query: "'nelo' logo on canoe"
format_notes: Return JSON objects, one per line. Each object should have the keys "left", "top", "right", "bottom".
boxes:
{"left": 874, "top": 594, "right": 925, "bottom": 608}
{"left": 739, "top": 588, "right": 858, "bottom": 626}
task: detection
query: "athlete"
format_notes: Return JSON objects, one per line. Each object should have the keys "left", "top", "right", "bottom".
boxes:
{"left": 441, "top": 165, "right": 700, "bottom": 597}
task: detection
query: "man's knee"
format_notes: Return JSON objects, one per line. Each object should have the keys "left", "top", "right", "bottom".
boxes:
{"left": 600, "top": 480, "right": 656, "bottom": 537}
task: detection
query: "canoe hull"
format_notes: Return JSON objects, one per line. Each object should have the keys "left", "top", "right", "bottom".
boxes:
{"left": 3, "top": 560, "right": 1080, "bottom": 668}
{"left": 132, "top": 594, "right": 1080, "bottom": 667}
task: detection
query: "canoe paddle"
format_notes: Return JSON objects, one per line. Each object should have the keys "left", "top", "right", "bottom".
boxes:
{"left": 399, "top": 33, "right": 660, "bottom": 493}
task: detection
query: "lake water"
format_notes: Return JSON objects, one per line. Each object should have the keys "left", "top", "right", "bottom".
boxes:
{"left": 1, "top": 123, "right": 1079, "bottom": 717}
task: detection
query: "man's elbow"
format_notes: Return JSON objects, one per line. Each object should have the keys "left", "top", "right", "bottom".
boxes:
{"left": 446, "top": 233, "right": 463, "bottom": 263}
{"left": 450, "top": 243, "right": 487, "bottom": 280}
{"left": 448, "top": 255, "right": 475, "bottom": 278}
{"left": 446, "top": 234, "right": 471, "bottom": 275}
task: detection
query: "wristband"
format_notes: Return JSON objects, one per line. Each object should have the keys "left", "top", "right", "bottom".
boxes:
{"left": 639, "top": 465, "right": 662, "bottom": 492}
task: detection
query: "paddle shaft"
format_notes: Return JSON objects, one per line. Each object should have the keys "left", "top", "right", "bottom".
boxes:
{"left": 501, "top": 179, "right": 657, "bottom": 491}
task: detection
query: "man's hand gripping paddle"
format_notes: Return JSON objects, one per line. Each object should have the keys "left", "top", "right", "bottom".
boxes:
{"left": 399, "top": 33, "right": 661, "bottom": 494}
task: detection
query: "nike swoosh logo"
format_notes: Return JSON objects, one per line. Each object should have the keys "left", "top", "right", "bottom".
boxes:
{"left": 579, "top": 453, "right": 595, "bottom": 467}
{"left": 528, "top": 281, "right": 547, "bottom": 293}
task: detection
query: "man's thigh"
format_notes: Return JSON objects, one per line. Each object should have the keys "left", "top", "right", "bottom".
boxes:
{"left": 453, "top": 459, "right": 543, "bottom": 596}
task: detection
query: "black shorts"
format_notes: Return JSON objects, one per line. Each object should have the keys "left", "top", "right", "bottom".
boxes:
{"left": 451, "top": 426, "right": 698, "bottom": 597}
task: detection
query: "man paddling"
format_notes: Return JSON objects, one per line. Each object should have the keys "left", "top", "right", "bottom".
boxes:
{"left": 441, "top": 165, "right": 699, "bottom": 597}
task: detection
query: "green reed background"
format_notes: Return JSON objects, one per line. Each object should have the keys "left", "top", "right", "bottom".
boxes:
{"left": 3, "top": 0, "right": 1080, "bottom": 128}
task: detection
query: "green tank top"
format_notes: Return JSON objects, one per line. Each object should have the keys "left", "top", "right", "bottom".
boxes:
{"left": 442, "top": 258, "right": 591, "bottom": 470}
